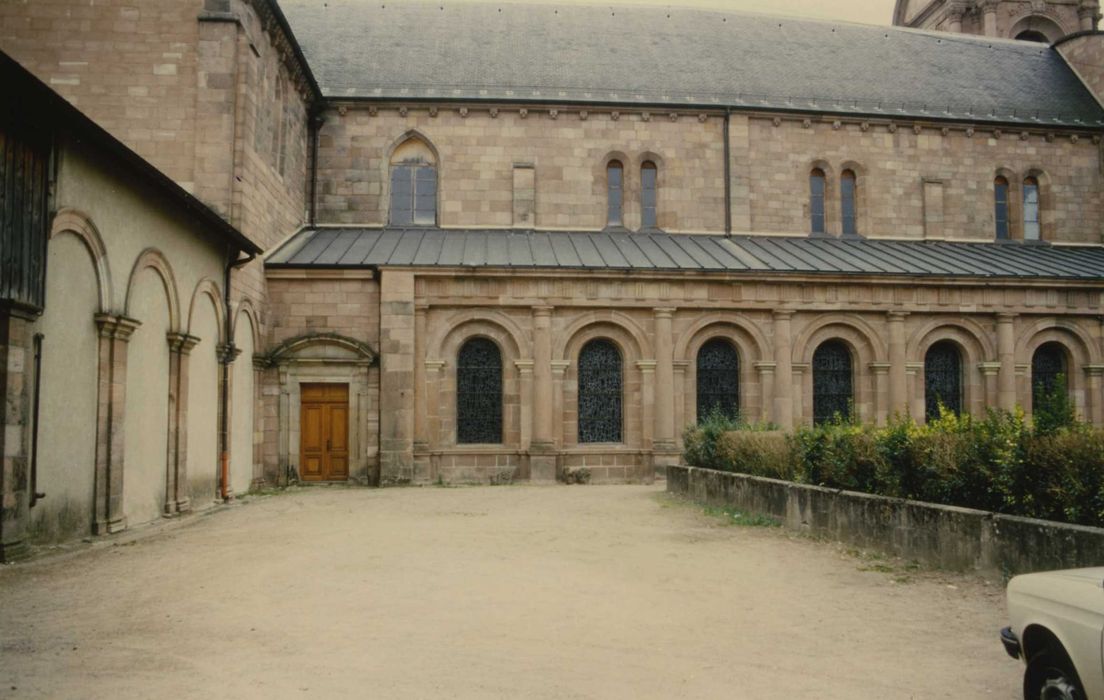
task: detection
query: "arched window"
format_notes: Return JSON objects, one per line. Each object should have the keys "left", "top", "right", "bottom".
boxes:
{"left": 697, "top": 339, "right": 740, "bottom": 422}
{"left": 1016, "top": 30, "right": 1049, "bottom": 42}
{"left": 578, "top": 339, "right": 622, "bottom": 443}
{"left": 1032, "top": 342, "right": 1068, "bottom": 409}
{"left": 641, "top": 161, "right": 658, "bottom": 229}
{"left": 813, "top": 340, "right": 853, "bottom": 424}
{"left": 1023, "top": 176, "right": 1041, "bottom": 241}
{"left": 456, "top": 338, "right": 503, "bottom": 444}
{"left": 840, "top": 169, "right": 857, "bottom": 237}
{"left": 924, "top": 341, "right": 963, "bottom": 419}
{"left": 810, "top": 168, "right": 827, "bottom": 235}
{"left": 389, "top": 137, "right": 437, "bottom": 226}
{"left": 607, "top": 160, "right": 624, "bottom": 227}
{"left": 994, "top": 176, "right": 1010, "bottom": 240}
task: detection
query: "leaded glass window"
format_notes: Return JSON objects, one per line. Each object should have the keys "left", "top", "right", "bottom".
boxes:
{"left": 607, "top": 161, "right": 624, "bottom": 227}
{"left": 456, "top": 338, "right": 502, "bottom": 444}
{"left": 1023, "top": 176, "right": 1040, "bottom": 241}
{"left": 810, "top": 168, "right": 826, "bottom": 235}
{"left": 697, "top": 339, "right": 739, "bottom": 421}
{"left": 389, "top": 163, "right": 437, "bottom": 226}
{"left": 1032, "top": 342, "right": 1067, "bottom": 410}
{"left": 578, "top": 339, "right": 622, "bottom": 443}
{"left": 841, "top": 170, "right": 857, "bottom": 237}
{"left": 994, "top": 176, "right": 1010, "bottom": 240}
{"left": 813, "top": 340, "right": 853, "bottom": 424}
{"left": 925, "top": 341, "right": 962, "bottom": 419}
{"left": 641, "top": 161, "right": 657, "bottom": 229}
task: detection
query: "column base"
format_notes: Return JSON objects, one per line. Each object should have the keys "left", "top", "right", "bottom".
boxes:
{"left": 0, "top": 539, "right": 30, "bottom": 563}
{"left": 528, "top": 443, "right": 558, "bottom": 483}
{"left": 651, "top": 443, "right": 681, "bottom": 480}
{"left": 92, "top": 515, "right": 127, "bottom": 536}
{"left": 175, "top": 498, "right": 192, "bottom": 514}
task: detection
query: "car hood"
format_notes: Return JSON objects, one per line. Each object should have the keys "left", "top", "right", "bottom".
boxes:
{"left": 1009, "top": 567, "right": 1104, "bottom": 602}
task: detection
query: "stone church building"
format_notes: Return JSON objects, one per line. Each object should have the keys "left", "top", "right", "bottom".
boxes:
{"left": 3, "top": 0, "right": 1104, "bottom": 559}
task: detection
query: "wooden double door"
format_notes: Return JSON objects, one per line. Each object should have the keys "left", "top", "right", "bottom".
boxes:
{"left": 300, "top": 383, "right": 349, "bottom": 482}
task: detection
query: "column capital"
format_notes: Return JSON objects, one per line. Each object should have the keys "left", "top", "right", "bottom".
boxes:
{"left": 672, "top": 360, "right": 690, "bottom": 372}
{"left": 905, "top": 361, "right": 924, "bottom": 374}
{"left": 978, "top": 0, "right": 1000, "bottom": 11}
{"left": 996, "top": 312, "right": 1018, "bottom": 322}
{"left": 167, "top": 332, "right": 201, "bottom": 354}
{"left": 514, "top": 359, "right": 535, "bottom": 374}
{"left": 217, "top": 342, "right": 241, "bottom": 364}
{"left": 252, "top": 355, "right": 270, "bottom": 371}
{"left": 754, "top": 361, "right": 777, "bottom": 374}
{"left": 414, "top": 304, "right": 429, "bottom": 316}
{"left": 945, "top": 0, "right": 969, "bottom": 18}
{"left": 772, "top": 309, "right": 795, "bottom": 320}
{"left": 1085, "top": 364, "right": 1104, "bottom": 377}
{"left": 868, "top": 362, "right": 892, "bottom": 374}
{"left": 886, "top": 311, "right": 909, "bottom": 321}
{"left": 551, "top": 360, "right": 570, "bottom": 375}
{"left": 653, "top": 307, "right": 677, "bottom": 319}
{"left": 95, "top": 313, "right": 141, "bottom": 341}
{"left": 636, "top": 360, "right": 657, "bottom": 372}
{"left": 425, "top": 359, "right": 446, "bottom": 373}
{"left": 977, "top": 361, "right": 1002, "bottom": 376}
{"left": 792, "top": 362, "right": 810, "bottom": 374}
{"left": 532, "top": 305, "right": 554, "bottom": 317}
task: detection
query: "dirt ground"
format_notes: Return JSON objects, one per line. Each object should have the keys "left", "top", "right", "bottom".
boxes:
{"left": 0, "top": 484, "right": 1020, "bottom": 699}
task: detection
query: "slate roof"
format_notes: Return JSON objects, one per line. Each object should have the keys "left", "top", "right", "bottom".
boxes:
{"left": 277, "top": 0, "right": 1104, "bottom": 127}
{"left": 266, "top": 228, "right": 1104, "bottom": 280}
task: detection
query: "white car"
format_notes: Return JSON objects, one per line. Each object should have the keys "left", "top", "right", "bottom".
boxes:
{"left": 1003, "top": 568, "right": 1104, "bottom": 699}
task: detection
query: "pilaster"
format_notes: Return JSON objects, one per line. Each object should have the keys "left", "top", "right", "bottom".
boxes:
{"left": 887, "top": 311, "right": 908, "bottom": 418}
{"left": 754, "top": 361, "right": 776, "bottom": 425}
{"left": 652, "top": 308, "right": 676, "bottom": 450}
{"left": 413, "top": 305, "right": 428, "bottom": 451}
{"left": 379, "top": 270, "right": 416, "bottom": 484}
{"left": 92, "top": 314, "right": 141, "bottom": 536}
{"left": 997, "top": 313, "right": 1018, "bottom": 411}
{"left": 166, "top": 332, "right": 200, "bottom": 515}
{"left": 772, "top": 311, "right": 794, "bottom": 429}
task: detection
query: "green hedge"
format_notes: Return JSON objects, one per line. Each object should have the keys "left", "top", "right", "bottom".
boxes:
{"left": 682, "top": 407, "right": 1104, "bottom": 528}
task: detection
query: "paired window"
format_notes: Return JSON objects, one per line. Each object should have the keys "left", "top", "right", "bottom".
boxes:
{"left": 456, "top": 338, "right": 503, "bottom": 444}
{"left": 578, "top": 339, "right": 623, "bottom": 443}
{"left": 696, "top": 339, "right": 740, "bottom": 422}
{"left": 812, "top": 340, "right": 853, "bottom": 424}
{"left": 606, "top": 160, "right": 659, "bottom": 229}
{"left": 810, "top": 168, "right": 827, "bottom": 235}
{"left": 924, "top": 341, "right": 963, "bottom": 420}
{"left": 1023, "top": 176, "right": 1041, "bottom": 241}
{"left": 840, "top": 170, "right": 857, "bottom": 237}
{"left": 389, "top": 138, "right": 437, "bottom": 226}
{"left": 1032, "top": 342, "right": 1067, "bottom": 410}
{"left": 994, "top": 176, "right": 1010, "bottom": 240}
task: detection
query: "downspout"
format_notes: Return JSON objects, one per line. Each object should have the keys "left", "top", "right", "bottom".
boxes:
{"left": 308, "top": 110, "right": 326, "bottom": 226}
{"left": 723, "top": 108, "right": 732, "bottom": 237}
{"left": 219, "top": 245, "right": 255, "bottom": 501}
{"left": 28, "top": 333, "right": 45, "bottom": 508}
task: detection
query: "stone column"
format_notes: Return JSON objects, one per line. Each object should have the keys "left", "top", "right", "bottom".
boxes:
{"left": 1085, "top": 365, "right": 1104, "bottom": 426}
{"left": 251, "top": 356, "right": 266, "bottom": 489}
{"left": 637, "top": 360, "right": 657, "bottom": 449}
{"left": 551, "top": 361, "right": 570, "bottom": 447}
{"left": 92, "top": 314, "right": 141, "bottom": 536}
{"left": 1079, "top": 1, "right": 1100, "bottom": 31}
{"left": 530, "top": 307, "right": 557, "bottom": 482}
{"left": 772, "top": 311, "right": 795, "bottom": 430}
{"left": 424, "top": 359, "right": 445, "bottom": 451}
{"left": 980, "top": 0, "right": 999, "bottom": 36}
{"left": 379, "top": 270, "right": 416, "bottom": 484}
{"left": 945, "top": 0, "right": 967, "bottom": 32}
{"left": 997, "top": 313, "right": 1018, "bottom": 411}
{"left": 413, "top": 305, "right": 428, "bottom": 451}
{"left": 754, "top": 362, "right": 776, "bottom": 424}
{"left": 653, "top": 308, "right": 676, "bottom": 451}
{"left": 514, "top": 360, "right": 534, "bottom": 451}
{"left": 978, "top": 362, "right": 1001, "bottom": 414}
{"left": 166, "top": 332, "right": 200, "bottom": 515}
{"left": 0, "top": 305, "right": 38, "bottom": 561}
{"left": 887, "top": 311, "right": 908, "bottom": 419}
{"left": 792, "top": 364, "right": 809, "bottom": 426}
{"left": 906, "top": 362, "right": 925, "bottom": 421}
{"left": 870, "top": 363, "right": 891, "bottom": 425}
{"left": 673, "top": 360, "right": 689, "bottom": 444}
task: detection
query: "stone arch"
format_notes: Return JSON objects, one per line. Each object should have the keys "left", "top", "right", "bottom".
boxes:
{"left": 634, "top": 150, "right": 666, "bottom": 171}
{"left": 124, "top": 248, "right": 181, "bottom": 332}
{"left": 49, "top": 208, "right": 112, "bottom": 313}
{"left": 796, "top": 317, "right": 884, "bottom": 424}
{"left": 231, "top": 297, "right": 262, "bottom": 351}
{"left": 1017, "top": 319, "right": 1098, "bottom": 417}
{"left": 186, "top": 278, "right": 227, "bottom": 346}
{"left": 908, "top": 320, "right": 993, "bottom": 419}
{"left": 267, "top": 332, "right": 376, "bottom": 365}
{"left": 1010, "top": 13, "right": 1068, "bottom": 42}
{"left": 555, "top": 311, "right": 651, "bottom": 363}
{"left": 386, "top": 128, "right": 440, "bottom": 165}
{"left": 429, "top": 310, "right": 526, "bottom": 362}
{"left": 676, "top": 318, "right": 770, "bottom": 427}
{"left": 383, "top": 129, "right": 440, "bottom": 226}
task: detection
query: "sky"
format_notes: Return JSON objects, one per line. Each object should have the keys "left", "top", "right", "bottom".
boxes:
{"left": 454, "top": 0, "right": 897, "bottom": 25}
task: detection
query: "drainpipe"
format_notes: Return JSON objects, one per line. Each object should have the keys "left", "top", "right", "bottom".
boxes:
{"left": 28, "top": 333, "right": 45, "bottom": 508}
{"left": 723, "top": 108, "right": 732, "bottom": 236}
{"left": 219, "top": 245, "right": 255, "bottom": 501}
{"left": 308, "top": 109, "right": 326, "bottom": 226}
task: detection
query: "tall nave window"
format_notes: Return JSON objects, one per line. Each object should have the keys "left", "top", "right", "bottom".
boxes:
{"left": 640, "top": 161, "right": 658, "bottom": 229}
{"left": 1023, "top": 176, "right": 1041, "bottom": 241}
{"left": 840, "top": 169, "right": 857, "bottom": 237}
{"left": 994, "top": 176, "right": 1010, "bottom": 240}
{"left": 607, "top": 160, "right": 624, "bottom": 227}
{"left": 389, "top": 137, "right": 437, "bottom": 226}
{"left": 810, "top": 168, "right": 827, "bottom": 235}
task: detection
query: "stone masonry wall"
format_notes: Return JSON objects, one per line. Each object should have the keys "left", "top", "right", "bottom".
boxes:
{"left": 1058, "top": 33, "right": 1104, "bottom": 104}
{"left": 316, "top": 105, "right": 1104, "bottom": 244}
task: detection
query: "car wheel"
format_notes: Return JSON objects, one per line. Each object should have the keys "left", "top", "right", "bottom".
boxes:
{"left": 1024, "top": 648, "right": 1085, "bottom": 700}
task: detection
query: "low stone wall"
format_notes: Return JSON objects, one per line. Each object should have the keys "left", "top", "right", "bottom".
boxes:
{"left": 668, "top": 465, "right": 1104, "bottom": 578}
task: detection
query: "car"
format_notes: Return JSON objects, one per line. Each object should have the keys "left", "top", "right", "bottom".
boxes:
{"left": 1002, "top": 567, "right": 1104, "bottom": 699}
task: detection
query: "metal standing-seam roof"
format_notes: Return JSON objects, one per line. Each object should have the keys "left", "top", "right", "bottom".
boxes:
{"left": 277, "top": 0, "right": 1104, "bottom": 127}
{"left": 266, "top": 228, "right": 1104, "bottom": 280}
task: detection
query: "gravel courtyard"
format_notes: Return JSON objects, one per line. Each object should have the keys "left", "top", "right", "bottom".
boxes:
{"left": 0, "top": 484, "right": 1018, "bottom": 699}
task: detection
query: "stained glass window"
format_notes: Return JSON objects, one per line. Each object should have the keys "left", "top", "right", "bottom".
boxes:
{"left": 810, "top": 168, "right": 826, "bottom": 235}
{"left": 697, "top": 339, "right": 739, "bottom": 422}
{"left": 457, "top": 338, "right": 502, "bottom": 444}
{"left": 389, "top": 163, "right": 437, "bottom": 226}
{"left": 641, "top": 161, "right": 657, "bottom": 229}
{"left": 607, "top": 161, "right": 624, "bottom": 227}
{"left": 813, "top": 340, "right": 853, "bottom": 424}
{"left": 578, "top": 339, "right": 622, "bottom": 443}
{"left": 1023, "top": 176, "right": 1040, "bottom": 241}
{"left": 925, "top": 341, "right": 962, "bottom": 420}
{"left": 841, "top": 170, "right": 857, "bottom": 237}
{"left": 994, "top": 176, "right": 1010, "bottom": 240}
{"left": 1032, "top": 342, "right": 1067, "bottom": 410}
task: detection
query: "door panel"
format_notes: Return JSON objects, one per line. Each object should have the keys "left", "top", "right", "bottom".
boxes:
{"left": 299, "top": 383, "right": 350, "bottom": 482}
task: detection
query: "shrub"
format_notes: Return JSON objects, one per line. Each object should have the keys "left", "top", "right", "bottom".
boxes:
{"left": 716, "top": 431, "right": 793, "bottom": 480}
{"left": 681, "top": 409, "right": 746, "bottom": 471}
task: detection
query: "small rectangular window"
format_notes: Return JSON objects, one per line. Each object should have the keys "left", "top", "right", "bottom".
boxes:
{"left": 810, "top": 170, "right": 826, "bottom": 235}
{"left": 1023, "top": 181, "right": 1040, "bottom": 241}
{"left": 994, "top": 179, "right": 1010, "bottom": 240}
